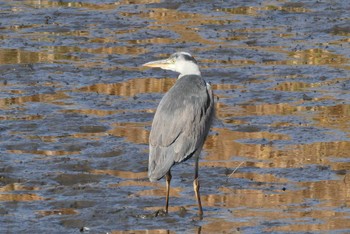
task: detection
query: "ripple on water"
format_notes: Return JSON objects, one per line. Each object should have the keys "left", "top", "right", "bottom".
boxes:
{"left": 0, "top": 0, "right": 349, "bottom": 233}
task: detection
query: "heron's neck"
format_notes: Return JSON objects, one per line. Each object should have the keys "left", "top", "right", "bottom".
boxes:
{"left": 177, "top": 62, "right": 201, "bottom": 79}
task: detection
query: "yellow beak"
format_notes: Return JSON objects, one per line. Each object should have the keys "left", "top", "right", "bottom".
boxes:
{"left": 142, "top": 58, "right": 173, "bottom": 69}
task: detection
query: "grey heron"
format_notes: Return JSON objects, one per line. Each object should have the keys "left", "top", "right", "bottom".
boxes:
{"left": 142, "top": 52, "right": 214, "bottom": 217}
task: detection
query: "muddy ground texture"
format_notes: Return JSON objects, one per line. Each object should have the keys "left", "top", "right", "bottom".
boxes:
{"left": 0, "top": 0, "right": 349, "bottom": 233}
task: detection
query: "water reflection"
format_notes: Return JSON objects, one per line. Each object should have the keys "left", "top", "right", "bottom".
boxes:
{"left": 46, "top": 45, "right": 147, "bottom": 56}
{"left": 200, "top": 219, "right": 247, "bottom": 233}
{"left": 217, "top": 101, "right": 349, "bottom": 132}
{"left": 202, "top": 177, "right": 350, "bottom": 233}
{"left": 61, "top": 109, "right": 118, "bottom": 116}
{"left": 136, "top": 186, "right": 182, "bottom": 198}
{"left": 205, "top": 129, "right": 350, "bottom": 168}
{"left": 219, "top": 6, "right": 260, "bottom": 16}
{"left": 108, "top": 122, "right": 149, "bottom": 144}
{"left": 272, "top": 81, "right": 317, "bottom": 91}
{"left": 110, "top": 180, "right": 155, "bottom": 188}
{"left": 268, "top": 219, "right": 350, "bottom": 233}
{"left": 23, "top": 0, "right": 161, "bottom": 9}
{"left": 0, "top": 183, "right": 39, "bottom": 192}
{"left": 201, "top": 58, "right": 256, "bottom": 68}
{"left": 219, "top": 4, "right": 310, "bottom": 16}
{"left": 90, "top": 169, "right": 147, "bottom": 179}
{"left": 203, "top": 127, "right": 289, "bottom": 164}
{"left": 111, "top": 230, "right": 173, "bottom": 234}
{"left": 77, "top": 78, "right": 175, "bottom": 97}
{"left": 0, "top": 48, "right": 77, "bottom": 65}
{"left": 260, "top": 48, "right": 349, "bottom": 68}
{"left": 0, "top": 91, "right": 69, "bottom": 108}
{"left": 1, "top": 0, "right": 349, "bottom": 232}
{"left": 128, "top": 38, "right": 176, "bottom": 45}
{"left": 289, "top": 49, "right": 349, "bottom": 66}
{"left": 121, "top": 8, "right": 216, "bottom": 45}
{"left": 0, "top": 46, "right": 145, "bottom": 66}
{"left": 7, "top": 149, "right": 80, "bottom": 156}
{"left": 282, "top": 141, "right": 350, "bottom": 160}
{"left": 0, "top": 114, "right": 43, "bottom": 121}
{"left": 0, "top": 193, "right": 44, "bottom": 202}
{"left": 37, "top": 208, "right": 78, "bottom": 216}
{"left": 77, "top": 77, "right": 245, "bottom": 98}
{"left": 74, "top": 73, "right": 349, "bottom": 234}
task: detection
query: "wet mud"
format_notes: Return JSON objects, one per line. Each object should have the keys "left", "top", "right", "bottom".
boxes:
{"left": 0, "top": 0, "right": 349, "bottom": 233}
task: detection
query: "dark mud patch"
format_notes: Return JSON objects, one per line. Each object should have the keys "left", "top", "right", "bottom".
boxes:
{"left": 54, "top": 174, "right": 102, "bottom": 186}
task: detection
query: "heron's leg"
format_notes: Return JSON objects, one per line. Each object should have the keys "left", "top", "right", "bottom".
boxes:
{"left": 193, "top": 157, "right": 203, "bottom": 218}
{"left": 165, "top": 170, "right": 172, "bottom": 213}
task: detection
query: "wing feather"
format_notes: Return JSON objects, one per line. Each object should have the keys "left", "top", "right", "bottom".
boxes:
{"left": 148, "top": 75, "right": 214, "bottom": 181}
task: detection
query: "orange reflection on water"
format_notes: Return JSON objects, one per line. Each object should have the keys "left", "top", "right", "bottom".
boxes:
{"left": 200, "top": 219, "right": 247, "bottom": 233}
{"left": 204, "top": 187, "right": 303, "bottom": 209}
{"left": 0, "top": 114, "right": 43, "bottom": 121}
{"left": 200, "top": 170, "right": 349, "bottom": 233}
{"left": 201, "top": 58, "right": 256, "bottom": 68}
{"left": 68, "top": 132, "right": 109, "bottom": 140}
{"left": 219, "top": 4, "right": 310, "bottom": 16}
{"left": 312, "top": 104, "right": 350, "bottom": 130}
{"left": 271, "top": 78, "right": 350, "bottom": 92}
{"left": 267, "top": 218, "right": 350, "bottom": 233}
{"left": 218, "top": 100, "right": 349, "bottom": 132}
{"left": 26, "top": 135, "right": 58, "bottom": 143}
{"left": 216, "top": 102, "right": 300, "bottom": 122}
{"left": 0, "top": 193, "right": 45, "bottom": 202}
{"left": 128, "top": 37, "right": 176, "bottom": 45}
{"left": 0, "top": 48, "right": 78, "bottom": 65}
{"left": 108, "top": 122, "right": 149, "bottom": 144}
{"left": 77, "top": 78, "right": 175, "bottom": 97}
{"left": 111, "top": 230, "right": 174, "bottom": 234}
{"left": 110, "top": 180, "right": 156, "bottom": 188}
{"left": 0, "top": 183, "right": 40, "bottom": 192}
{"left": 267, "top": 220, "right": 350, "bottom": 232}
{"left": 289, "top": 49, "right": 349, "bottom": 66}
{"left": 299, "top": 179, "right": 350, "bottom": 207}
{"left": 24, "top": 0, "right": 161, "bottom": 10}
{"left": 262, "top": 48, "right": 349, "bottom": 68}
{"left": 281, "top": 141, "right": 350, "bottom": 166}
{"left": 230, "top": 172, "right": 289, "bottom": 184}
{"left": 90, "top": 169, "right": 147, "bottom": 179}
{"left": 272, "top": 81, "right": 318, "bottom": 92}
{"left": 0, "top": 46, "right": 146, "bottom": 66}
{"left": 61, "top": 109, "right": 118, "bottom": 116}
{"left": 135, "top": 186, "right": 182, "bottom": 198}
{"left": 205, "top": 129, "right": 349, "bottom": 169}
{"left": 45, "top": 45, "right": 147, "bottom": 56}
{"left": 122, "top": 8, "right": 216, "bottom": 45}
{"left": 219, "top": 6, "right": 260, "bottom": 16}
{"left": 37, "top": 208, "right": 78, "bottom": 216}
{"left": 77, "top": 76, "right": 245, "bottom": 99}
{"left": 23, "top": 0, "right": 116, "bottom": 9}
{"left": 7, "top": 149, "right": 80, "bottom": 156}
{"left": 143, "top": 206, "right": 186, "bottom": 214}
{"left": 0, "top": 91, "right": 70, "bottom": 108}
{"left": 204, "top": 127, "right": 289, "bottom": 162}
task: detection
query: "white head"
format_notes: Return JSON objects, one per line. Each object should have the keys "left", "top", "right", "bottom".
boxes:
{"left": 142, "top": 52, "right": 201, "bottom": 78}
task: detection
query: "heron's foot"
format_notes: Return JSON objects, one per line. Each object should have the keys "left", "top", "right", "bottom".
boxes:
{"left": 153, "top": 209, "right": 167, "bottom": 217}
{"left": 191, "top": 213, "right": 203, "bottom": 221}
{"left": 178, "top": 206, "right": 187, "bottom": 217}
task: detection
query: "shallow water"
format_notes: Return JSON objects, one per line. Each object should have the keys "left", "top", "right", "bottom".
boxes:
{"left": 0, "top": 0, "right": 349, "bottom": 233}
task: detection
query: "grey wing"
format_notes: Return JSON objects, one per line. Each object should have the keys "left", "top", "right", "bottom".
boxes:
{"left": 148, "top": 81, "right": 214, "bottom": 181}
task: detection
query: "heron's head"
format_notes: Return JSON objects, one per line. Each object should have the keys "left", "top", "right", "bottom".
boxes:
{"left": 142, "top": 52, "right": 201, "bottom": 78}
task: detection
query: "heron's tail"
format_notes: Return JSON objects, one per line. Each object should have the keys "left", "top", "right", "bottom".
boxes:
{"left": 148, "top": 146, "right": 174, "bottom": 182}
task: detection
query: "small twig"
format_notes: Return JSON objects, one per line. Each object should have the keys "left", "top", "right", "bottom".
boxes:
{"left": 228, "top": 161, "right": 245, "bottom": 178}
